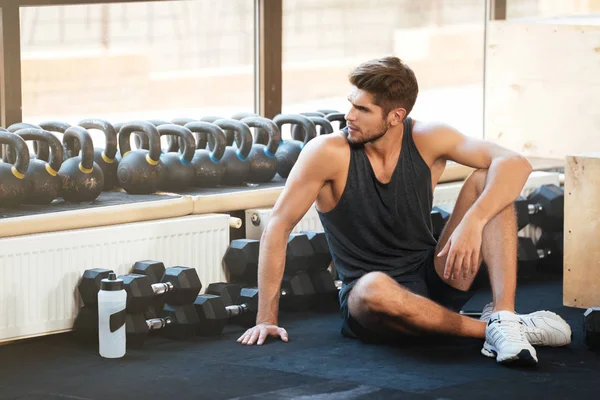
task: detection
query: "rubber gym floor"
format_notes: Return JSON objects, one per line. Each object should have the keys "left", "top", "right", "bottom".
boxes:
{"left": 0, "top": 275, "right": 597, "bottom": 400}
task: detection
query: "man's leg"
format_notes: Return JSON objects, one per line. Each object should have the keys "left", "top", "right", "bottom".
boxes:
{"left": 433, "top": 168, "right": 517, "bottom": 312}
{"left": 348, "top": 168, "right": 515, "bottom": 339}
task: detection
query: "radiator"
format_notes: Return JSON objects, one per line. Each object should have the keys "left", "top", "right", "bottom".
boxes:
{"left": 0, "top": 213, "right": 232, "bottom": 343}
{"left": 245, "top": 171, "right": 562, "bottom": 242}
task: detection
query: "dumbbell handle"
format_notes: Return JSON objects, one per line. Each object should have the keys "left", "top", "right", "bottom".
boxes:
{"left": 528, "top": 203, "right": 543, "bottom": 214}
{"left": 146, "top": 316, "right": 173, "bottom": 331}
{"left": 151, "top": 281, "right": 174, "bottom": 295}
{"left": 537, "top": 248, "right": 551, "bottom": 259}
{"left": 225, "top": 303, "right": 250, "bottom": 317}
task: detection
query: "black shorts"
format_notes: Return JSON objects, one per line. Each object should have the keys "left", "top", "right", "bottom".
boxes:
{"left": 339, "top": 247, "right": 475, "bottom": 343}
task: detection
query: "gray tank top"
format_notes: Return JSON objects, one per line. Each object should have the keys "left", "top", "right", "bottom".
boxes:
{"left": 317, "top": 117, "right": 437, "bottom": 285}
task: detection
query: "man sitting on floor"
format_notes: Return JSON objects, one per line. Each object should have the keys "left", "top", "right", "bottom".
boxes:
{"left": 237, "top": 56, "right": 572, "bottom": 366}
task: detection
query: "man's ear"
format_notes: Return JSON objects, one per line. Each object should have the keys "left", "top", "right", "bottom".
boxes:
{"left": 389, "top": 108, "right": 407, "bottom": 126}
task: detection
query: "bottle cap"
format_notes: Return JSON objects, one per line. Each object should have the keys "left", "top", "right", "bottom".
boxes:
{"left": 100, "top": 272, "right": 124, "bottom": 291}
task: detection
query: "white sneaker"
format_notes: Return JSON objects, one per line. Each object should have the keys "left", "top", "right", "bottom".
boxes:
{"left": 482, "top": 310, "right": 538, "bottom": 366}
{"left": 480, "top": 302, "right": 493, "bottom": 322}
{"left": 519, "top": 311, "right": 572, "bottom": 347}
{"left": 480, "top": 303, "right": 572, "bottom": 347}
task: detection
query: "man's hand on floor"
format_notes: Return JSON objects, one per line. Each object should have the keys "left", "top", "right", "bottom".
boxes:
{"left": 237, "top": 323, "right": 289, "bottom": 345}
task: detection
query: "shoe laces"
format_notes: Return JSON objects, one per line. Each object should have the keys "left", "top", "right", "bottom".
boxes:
{"left": 493, "top": 319, "right": 528, "bottom": 343}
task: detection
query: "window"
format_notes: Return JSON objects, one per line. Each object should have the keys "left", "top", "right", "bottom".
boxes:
{"left": 282, "top": 0, "right": 486, "bottom": 138}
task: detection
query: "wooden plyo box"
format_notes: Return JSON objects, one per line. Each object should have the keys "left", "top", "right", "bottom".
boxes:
{"left": 485, "top": 16, "right": 600, "bottom": 159}
{"left": 564, "top": 153, "right": 600, "bottom": 308}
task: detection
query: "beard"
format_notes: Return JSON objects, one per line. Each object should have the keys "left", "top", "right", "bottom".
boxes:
{"left": 347, "top": 120, "right": 389, "bottom": 146}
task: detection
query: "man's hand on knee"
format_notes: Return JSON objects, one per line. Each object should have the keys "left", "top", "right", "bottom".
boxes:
{"left": 438, "top": 216, "right": 484, "bottom": 280}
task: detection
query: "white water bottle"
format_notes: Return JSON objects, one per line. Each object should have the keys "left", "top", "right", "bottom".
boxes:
{"left": 98, "top": 272, "right": 127, "bottom": 358}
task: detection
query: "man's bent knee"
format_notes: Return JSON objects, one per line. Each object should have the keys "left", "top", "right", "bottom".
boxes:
{"left": 348, "top": 272, "right": 406, "bottom": 323}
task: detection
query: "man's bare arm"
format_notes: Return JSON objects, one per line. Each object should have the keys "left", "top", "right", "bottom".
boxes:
{"left": 431, "top": 124, "right": 532, "bottom": 225}
{"left": 255, "top": 135, "right": 342, "bottom": 327}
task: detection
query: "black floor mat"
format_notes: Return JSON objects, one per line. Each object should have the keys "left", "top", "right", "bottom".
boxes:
{"left": 0, "top": 278, "right": 597, "bottom": 400}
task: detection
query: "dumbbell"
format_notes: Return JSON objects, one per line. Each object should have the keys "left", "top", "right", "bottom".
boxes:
{"left": 223, "top": 235, "right": 320, "bottom": 284}
{"left": 584, "top": 308, "right": 600, "bottom": 351}
{"left": 223, "top": 240, "right": 260, "bottom": 286}
{"left": 118, "top": 269, "right": 201, "bottom": 313}
{"left": 78, "top": 262, "right": 201, "bottom": 313}
{"left": 73, "top": 303, "right": 201, "bottom": 348}
{"left": 194, "top": 285, "right": 259, "bottom": 336}
{"left": 534, "top": 231, "right": 563, "bottom": 272}
{"left": 514, "top": 184, "right": 564, "bottom": 231}
{"left": 222, "top": 238, "right": 318, "bottom": 310}
{"left": 431, "top": 206, "right": 451, "bottom": 240}
{"left": 300, "top": 231, "right": 340, "bottom": 308}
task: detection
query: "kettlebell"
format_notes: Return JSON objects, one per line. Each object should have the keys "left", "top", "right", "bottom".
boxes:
{"left": 292, "top": 112, "right": 325, "bottom": 141}
{"left": 171, "top": 118, "right": 205, "bottom": 152}
{"left": 7, "top": 123, "right": 48, "bottom": 162}
{"left": 78, "top": 119, "right": 119, "bottom": 190}
{"left": 184, "top": 121, "right": 227, "bottom": 187}
{"left": 157, "top": 124, "right": 196, "bottom": 192}
{"left": 231, "top": 112, "right": 269, "bottom": 145}
{"left": 146, "top": 119, "right": 177, "bottom": 153}
{"left": 307, "top": 116, "right": 334, "bottom": 136}
{"left": 58, "top": 126, "right": 104, "bottom": 203}
{"left": 212, "top": 119, "right": 253, "bottom": 185}
{"left": 325, "top": 112, "right": 347, "bottom": 130}
{"left": 239, "top": 116, "right": 281, "bottom": 183}
{"left": 274, "top": 114, "right": 317, "bottom": 179}
{"left": 14, "top": 128, "right": 64, "bottom": 205}
{"left": 117, "top": 121, "right": 163, "bottom": 194}
{"left": 0, "top": 130, "right": 30, "bottom": 208}
{"left": 39, "top": 121, "right": 76, "bottom": 159}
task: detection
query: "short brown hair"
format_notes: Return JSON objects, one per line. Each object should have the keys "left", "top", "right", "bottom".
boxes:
{"left": 349, "top": 56, "right": 418, "bottom": 119}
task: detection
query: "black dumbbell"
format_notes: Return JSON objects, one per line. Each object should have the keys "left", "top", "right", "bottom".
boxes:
{"left": 222, "top": 239, "right": 260, "bottom": 285}
{"left": 431, "top": 206, "right": 451, "bottom": 240}
{"left": 222, "top": 237, "right": 318, "bottom": 310}
{"left": 514, "top": 184, "right": 564, "bottom": 231}
{"left": 300, "top": 231, "right": 339, "bottom": 308}
{"left": 194, "top": 286, "right": 259, "bottom": 336}
{"left": 584, "top": 308, "right": 600, "bottom": 351}
{"left": 118, "top": 270, "right": 201, "bottom": 313}
{"left": 73, "top": 304, "right": 201, "bottom": 348}
{"left": 77, "top": 268, "right": 114, "bottom": 308}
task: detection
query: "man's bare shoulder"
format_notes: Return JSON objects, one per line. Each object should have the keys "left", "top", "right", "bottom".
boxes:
{"left": 300, "top": 130, "right": 350, "bottom": 159}
{"left": 292, "top": 131, "right": 350, "bottom": 179}
{"left": 412, "top": 119, "right": 457, "bottom": 139}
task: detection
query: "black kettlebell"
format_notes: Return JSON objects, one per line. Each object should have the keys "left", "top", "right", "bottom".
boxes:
{"left": 184, "top": 121, "right": 227, "bottom": 187}
{"left": 325, "top": 112, "right": 347, "bottom": 130}
{"left": 115, "top": 122, "right": 149, "bottom": 155}
{"left": 14, "top": 128, "right": 64, "bottom": 205}
{"left": 0, "top": 130, "right": 30, "bottom": 208}
{"left": 7, "top": 123, "right": 49, "bottom": 162}
{"left": 58, "top": 126, "right": 104, "bottom": 203}
{"left": 171, "top": 118, "right": 204, "bottom": 151}
{"left": 317, "top": 109, "right": 339, "bottom": 115}
{"left": 78, "top": 119, "right": 119, "bottom": 190}
{"left": 274, "top": 114, "right": 317, "bottom": 179}
{"left": 39, "top": 121, "right": 76, "bottom": 158}
{"left": 157, "top": 124, "right": 196, "bottom": 192}
{"left": 146, "top": 119, "right": 179, "bottom": 153}
{"left": 239, "top": 116, "right": 281, "bottom": 183}
{"left": 307, "top": 116, "right": 334, "bottom": 136}
{"left": 212, "top": 119, "right": 253, "bottom": 186}
{"left": 231, "top": 112, "right": 269, "bottom": 145}
{"left": 117, "top": 121, "right": 163, "bottom": 194}
{"left": 292, "top": 112, "right": 325, "bottom": 141}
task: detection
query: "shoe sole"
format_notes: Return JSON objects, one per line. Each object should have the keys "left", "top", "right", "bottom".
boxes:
{"left": 482, "top": 342, "right": 538, "bottom": 366}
